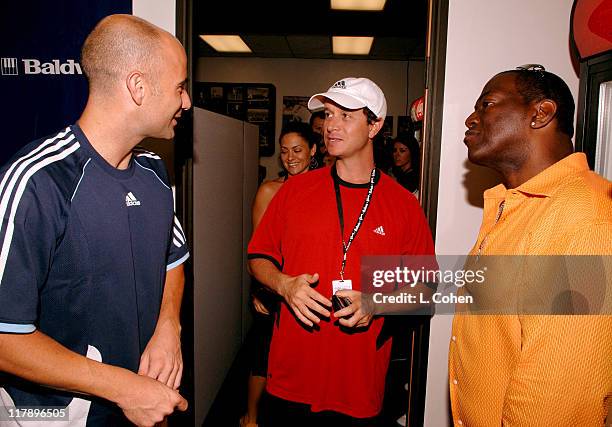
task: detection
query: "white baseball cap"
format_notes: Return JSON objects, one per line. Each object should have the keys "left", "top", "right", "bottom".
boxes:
{"left": 308, "top": 77, "right": 387, "bottom": 120}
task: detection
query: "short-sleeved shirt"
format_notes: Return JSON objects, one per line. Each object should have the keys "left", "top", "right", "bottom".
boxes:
{"left": 248, "top": 166, "right": 434, "bottom": 418}
{"left": 0, "top": 125, "right": 189, "bottom": 425}
{"left": 449, "top": 153, "right": 612, "bottom": 426}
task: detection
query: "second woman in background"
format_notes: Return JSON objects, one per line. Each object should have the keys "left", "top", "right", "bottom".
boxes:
{"left": 241, "top": 121, "right": 317, "bottom": 427}
{"left": 391, "top": 134, "right": 421, "bottom": 196}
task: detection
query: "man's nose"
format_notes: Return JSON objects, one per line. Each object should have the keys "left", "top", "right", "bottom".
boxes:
{"left": 325, "top": 116, "right": 339, "bottom": 132}
{"left": 182, "top": 91, "right": 192, "bottom": 110}
{"left": 465, "top": 111, "right": 478, "bottom": 129}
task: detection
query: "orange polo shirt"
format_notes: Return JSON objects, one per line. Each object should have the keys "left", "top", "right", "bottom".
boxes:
{"left": 449, "top": 153, "right": 612, "bottom": 426}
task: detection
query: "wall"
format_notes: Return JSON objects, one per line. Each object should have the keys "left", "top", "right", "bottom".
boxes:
{"left": 424, "top": 1, "right": 579, "bottom": 426}
{"left": 196, "top": 57, "right": 424, "bottom": 179}
{"left": 133, "top": 0, "right": 176, "bottom": 34}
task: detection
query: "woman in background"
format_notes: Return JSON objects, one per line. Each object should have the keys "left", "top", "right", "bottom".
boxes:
{"left": 241, "top": 121, "right": 317, "bottom": 427}
{"left": 391, "top": 134, "right": 421, "bottom": 196}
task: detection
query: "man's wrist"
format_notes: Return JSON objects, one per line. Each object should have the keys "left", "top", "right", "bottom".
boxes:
{"left": 276, "top": 275, "right": 292, "bottom": 299}
{"left": 155, "top": 316, "right": 181, "bottom": 335}
{"left": 361, "top": 293, "right": 377, "bottom": 316}
{"left": 85, "top": 359, "right": 133, "bottom": 405}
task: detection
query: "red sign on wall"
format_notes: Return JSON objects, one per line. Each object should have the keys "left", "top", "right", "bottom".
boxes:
{"left": 572, "top": 0, "right": 612, "bottom": 60}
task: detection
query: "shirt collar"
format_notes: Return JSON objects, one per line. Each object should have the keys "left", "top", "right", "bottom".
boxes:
{"left": 484, "top": 153, "right": 590, "bottom": 200}
{"left": 331, "top": 164, "right": 381, "bottom": 188}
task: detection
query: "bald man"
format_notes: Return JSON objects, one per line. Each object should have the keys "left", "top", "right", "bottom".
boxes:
{"left": 0, "top": 15, "right": 191, "bottom": 426}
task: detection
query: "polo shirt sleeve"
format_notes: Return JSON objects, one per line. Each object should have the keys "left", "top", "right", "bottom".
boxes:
{"left": 397, "top": 196, "right": 437, "bottom": 294}
{"left": 247, "top": 181, "right": 288, "bottom": 271}
{"left": 0, "top": 180, "right": 63, "bottom": 334}
{"left": 401, "top": 196, "right": 435, "bottom": 256}
{"left": 166, "top": 214, "right": 190, "bottom": 271}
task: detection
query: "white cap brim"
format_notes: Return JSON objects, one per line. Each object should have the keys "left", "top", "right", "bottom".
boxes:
{"left": 308, "top": 92, "right": 367, "bottom": 112}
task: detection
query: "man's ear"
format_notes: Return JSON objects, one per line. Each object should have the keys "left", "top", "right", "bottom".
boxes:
{"left": 126, "top": 71, "right": 145, "bottom": 106}
{"left": 530, "top": 99, "right": 557, "bottom": 129}
{"left": 368, "top": 118, "right": 383, "bottom": 139}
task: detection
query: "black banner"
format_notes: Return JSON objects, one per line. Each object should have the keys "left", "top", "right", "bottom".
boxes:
{"left": 0, "top": 1, "right": 132, "bottom": 165}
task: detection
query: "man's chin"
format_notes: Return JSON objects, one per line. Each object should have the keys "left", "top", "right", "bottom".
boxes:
{"left": 158, "top": 128, "right": 175, "bottom": 141}
{"left": 466, "top": 149, "right": 485, "bottom": 166}
{"left": 326, "top": 148, "right": 341, "bottom": 158}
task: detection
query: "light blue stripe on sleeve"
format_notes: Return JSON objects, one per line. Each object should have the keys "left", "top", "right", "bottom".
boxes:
{"left": 0, "top": 322, "right": 36, "bottom": 333}
{"left": 166, "top": 252, "right": 190, "bottom": 271}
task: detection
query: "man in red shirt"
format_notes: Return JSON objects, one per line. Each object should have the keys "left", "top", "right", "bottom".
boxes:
{"left": 248, "top": 77, "right": 435, "bottom": 426}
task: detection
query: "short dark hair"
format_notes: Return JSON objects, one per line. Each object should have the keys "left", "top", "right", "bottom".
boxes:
{"left": 279, "top": 121, "right": 317, "bottom": 148}
{"left": 309, "top": 111, "right": 325, "bottom": 126}
{"left": 363, "top": 108, "right": 378, "bottom": 125}
{"left": 500, "top": 69, "right": 575, "bottom": 138}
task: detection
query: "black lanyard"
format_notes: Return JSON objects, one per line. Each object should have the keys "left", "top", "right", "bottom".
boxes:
{"left": 333, "top": 168, "right": 377, "bottom": 280}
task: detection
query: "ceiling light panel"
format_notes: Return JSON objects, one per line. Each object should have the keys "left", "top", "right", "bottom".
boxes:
{"left": 332, "top": 36, "right": 374, "bottom": 55}
{"left": 331, "top": 0, "right": 386, "bottom": 11}
{"left": 199, "top": 35, "right": 252, "bottom": 53}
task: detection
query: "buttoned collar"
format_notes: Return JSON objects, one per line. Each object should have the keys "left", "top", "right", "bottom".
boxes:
{"left": 483, "top": 152, "right": 590, "bottom": 200}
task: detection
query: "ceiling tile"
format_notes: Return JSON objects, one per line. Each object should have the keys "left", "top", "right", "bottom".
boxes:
{"left": 286, "top": 36, "right": 331, "bottom": 56}
{"left": 241, "top": 35, "right": 292, "bottom": 55}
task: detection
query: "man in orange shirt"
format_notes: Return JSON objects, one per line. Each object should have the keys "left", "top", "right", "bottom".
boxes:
{"left": 450, "top": 65, "right": 612, "bottom": 425}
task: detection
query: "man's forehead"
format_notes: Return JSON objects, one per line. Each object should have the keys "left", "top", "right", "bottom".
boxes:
{"left": 480, "top": 73, "right": 517, "bottom": 97}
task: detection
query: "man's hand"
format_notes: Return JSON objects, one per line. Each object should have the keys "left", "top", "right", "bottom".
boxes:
{"left": 116, "top": 373, "right": 187, "bottom": 427}
{"left": 138, "top": 319, "right": 182, "bottom": 390}
{"left": 252, "top": 295, "right": 270, "bottom": 315}
{"left": 333, "top": 290, "right": 375, "bottom": 328}
{"left": 278, "top": 273, "right": 331, "bottom": 327}
{"left": 0, "top": 330, "right": 187, "bottom": 427}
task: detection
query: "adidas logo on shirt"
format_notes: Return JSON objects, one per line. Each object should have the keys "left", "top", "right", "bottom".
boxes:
{"left": 125, "top": 192, "right": 141, "bottom": 206}
{"left": 373, "top": 226, "right": 385, "bottom": 236}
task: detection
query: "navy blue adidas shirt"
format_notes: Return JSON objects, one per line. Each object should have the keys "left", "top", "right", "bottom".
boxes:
{"left": 0, "top": 125, "right": 189, "bottom": 425}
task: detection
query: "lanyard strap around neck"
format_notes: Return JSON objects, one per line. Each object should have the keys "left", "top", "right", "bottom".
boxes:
{"left": 334, "top": 168, "right": 377, "bottom": 280}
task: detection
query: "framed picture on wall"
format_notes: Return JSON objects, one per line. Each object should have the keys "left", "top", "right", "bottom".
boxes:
{"left": 193, "top": 82, "right": 276, "bottom": 156}
{"left": 282, "top": 96, "right": 311, "bottom": 126}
